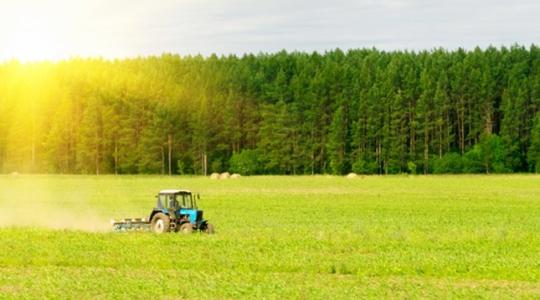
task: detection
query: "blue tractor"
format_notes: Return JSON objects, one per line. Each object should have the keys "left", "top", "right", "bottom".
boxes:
{"left": 112, "top": 189, "right": 214, "bottom": 234}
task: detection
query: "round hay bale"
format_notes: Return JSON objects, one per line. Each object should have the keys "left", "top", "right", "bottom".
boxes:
{"left": 219, "top": 172, "right": 230, "bottom": 179}
{"left": 346, "top": 172, "right": 358, "bottom": 179}
{"left": 209, "top": 173, "right": 220, "bottom": 179}
{"left": 230, "top": 173, "right": 241, "bottom": 179}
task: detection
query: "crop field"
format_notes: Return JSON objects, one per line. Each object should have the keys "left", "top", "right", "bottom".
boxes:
{"left": 0, "top": 175, "right": 539, "bottom": 299}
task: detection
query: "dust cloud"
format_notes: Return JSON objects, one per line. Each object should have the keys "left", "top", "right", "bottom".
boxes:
{"left": 0, "top": 180, "right": 111, "bottom": 232}
{"left": 0, "top": 202, "right": 110, "bottom": 232}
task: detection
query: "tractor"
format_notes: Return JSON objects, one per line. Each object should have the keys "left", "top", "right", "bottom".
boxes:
{"left": 112, "top": 189, "right": 214, "bottom": 234}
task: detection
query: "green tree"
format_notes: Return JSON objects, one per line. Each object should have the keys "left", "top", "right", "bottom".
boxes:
{"left": 229, "top": 149, "right": 260, "bottom": 175}
{"left": 327, "top": 106, "right": 350, "bottom": 174}
{"left": 477, "top": 134, "right": 509, "bottom": 173}
{"left": 432, "top": 153, "right": 463, "bottom": 174}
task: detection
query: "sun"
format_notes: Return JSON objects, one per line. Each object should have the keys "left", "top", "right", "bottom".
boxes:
{"left": 1, "top": 9, "right": 64, "bottom": 62}
{"left": 0, "top": 1, "right": 84, "bottom": 62}
{"left": 3, "top": 26, "right": 65, "bottom": 62}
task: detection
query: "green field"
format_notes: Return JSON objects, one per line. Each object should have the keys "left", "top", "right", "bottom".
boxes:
{"left": 0, "top": 175, "right": 539, "bottom": 299}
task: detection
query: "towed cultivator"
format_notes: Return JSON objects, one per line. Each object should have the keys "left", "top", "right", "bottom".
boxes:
{"left": 112, "top": 189, "right": 214, "bottom": 234}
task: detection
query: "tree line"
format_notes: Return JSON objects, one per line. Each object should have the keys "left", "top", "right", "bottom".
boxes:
{"left": 1, "top": 46, "right": 540, "bottom": 175}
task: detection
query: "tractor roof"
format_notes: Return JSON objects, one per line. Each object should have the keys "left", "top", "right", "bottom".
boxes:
{"left": 159, "top": 189, "right": 192, "bottom": 195}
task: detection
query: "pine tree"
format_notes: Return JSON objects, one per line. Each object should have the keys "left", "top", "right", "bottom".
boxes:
{"left": 76, "top": 94, "right": 105, "bottom": 175}
{"left": 327, "top": 105, "right": 349, "bottom": 174}
{"left": 528, "top": 114, "right": 540, "bottom": 172}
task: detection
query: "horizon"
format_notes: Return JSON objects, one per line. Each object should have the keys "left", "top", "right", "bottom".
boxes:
{"left": 1, "top": 43, "right": 539, "bottom": 64}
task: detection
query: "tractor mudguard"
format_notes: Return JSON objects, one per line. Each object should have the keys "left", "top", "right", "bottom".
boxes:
{"left": 149, "top": 209, "right": 169, "bottom": 222}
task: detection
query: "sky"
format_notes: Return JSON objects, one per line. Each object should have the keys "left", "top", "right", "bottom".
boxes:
{"left": 0, "top": 0, "right": 539, "bottom": 61}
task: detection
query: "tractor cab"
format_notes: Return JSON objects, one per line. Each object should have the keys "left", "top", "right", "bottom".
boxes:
{"left": 155, "top": 189, "right": 196, "bottom": 210}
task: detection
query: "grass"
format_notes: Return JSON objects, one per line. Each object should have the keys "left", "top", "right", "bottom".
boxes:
{"left": 0, "top": 174, "right": 539, "bottom": 299}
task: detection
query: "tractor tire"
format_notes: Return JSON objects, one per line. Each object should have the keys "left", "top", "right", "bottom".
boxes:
{"left": 203, "top": 223, "right": 215, "bottom": 234}
{"left": 179, "top": 222, "right": 193, "bottom": 234}
{"left": 151, "top": 213, "right": 170, "bottom": 234}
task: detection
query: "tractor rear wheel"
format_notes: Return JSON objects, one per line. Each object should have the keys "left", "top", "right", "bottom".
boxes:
{"left": 151, "top": 213, "right": 170, "bottom": 234}
{"left": 179, "top": 222, "right": 193, "bottom": 234}
{"left": 204, "top": 223, "right": 215, "bottom": 234}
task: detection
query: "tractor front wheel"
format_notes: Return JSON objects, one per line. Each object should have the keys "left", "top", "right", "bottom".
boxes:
{"left": 151, "top": 213, "right": 170, "bottom": 234}
{"left": 179, "top": 222, "right": 193, "bottom": 234}
{"left": 203, "top": 223, "right": 215, "bottom": 234}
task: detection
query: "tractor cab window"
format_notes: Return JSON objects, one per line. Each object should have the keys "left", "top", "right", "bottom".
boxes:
{"left": 156, "top": 194, "right": 166, "bottom": 209}
{"left": 157, "top": 194, "right": 179, "bottom": 210}
{"left": 168, "top": 195, "right": 179, "bottom": 210}
{"left": 181, "top": 193, "right": 193, "bottom": 208}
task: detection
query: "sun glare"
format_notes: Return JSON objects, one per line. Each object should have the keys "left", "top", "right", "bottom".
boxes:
{"left": 4, "top": 26, "right": 64, "bottom": 62}
{"left": 0, "top": 3, "right": 71, "bottom": 62}
{"left": 0, "top": 1, "right": 107, "bottom": 62}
